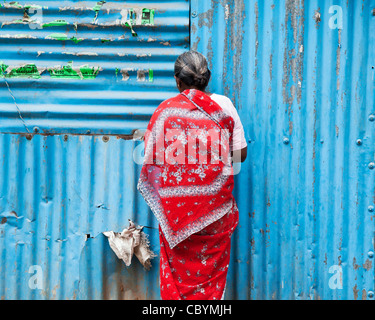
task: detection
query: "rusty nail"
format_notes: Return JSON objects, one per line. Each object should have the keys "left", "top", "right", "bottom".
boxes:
{"left": 372, "top": 8, "right": 375, "bottom": 16}
{"left": 33, "top": 127, "right": 39, "bottom": 133}
{"left": 63, "top": 135, "right": 68, "bottom": 142}
{"left": 356, "top": 139, "right": 363, "bottom": 146}
{"left": 26, "top": 134, "right": 33, "bottom": 141}
{"left": 102, "top": 136, "right": 110, "bottom": 143}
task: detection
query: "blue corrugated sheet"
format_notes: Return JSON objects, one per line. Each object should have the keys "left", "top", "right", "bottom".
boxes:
{"left": 0, "top": 0, "right": 189, "bottom": 300}
{"left": 0, "top": 0, "right": 189, "bottom": 135}
{"left": 191, "top": 0, "right": 375, "bottom": 300}
{"left": 0, "top": 0, "right": 374, "bottom": 300}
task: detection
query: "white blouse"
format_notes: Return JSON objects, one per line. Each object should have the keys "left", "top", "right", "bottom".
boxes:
{"left": 210, "top": 93, "right": 247, "bottom": 152}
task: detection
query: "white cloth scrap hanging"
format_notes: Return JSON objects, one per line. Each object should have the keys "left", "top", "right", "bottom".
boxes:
{"left": 103, "top": 220, "right": 156, "bottom": 270}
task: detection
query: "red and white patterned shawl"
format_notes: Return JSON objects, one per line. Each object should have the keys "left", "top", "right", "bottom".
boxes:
{"left": 137, "top": 89, "right": 237, "bottom": 249}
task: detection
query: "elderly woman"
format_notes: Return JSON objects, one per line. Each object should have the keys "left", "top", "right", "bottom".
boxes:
{"left": 137, "top": 51, "right": 247, "bottom": 300}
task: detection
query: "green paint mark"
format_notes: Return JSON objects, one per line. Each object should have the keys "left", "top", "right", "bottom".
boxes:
{"left": 101, "top": 38, "right": 112, "bottom": 43}
{"left": 149, "top": 69, "right": 154, "bottom": 82}
{"left": 92, "top": 0, "right": 106, "bottom": 12}
{"left": 142, "top": 9, "right": 155, "bottom": 25}
{"left": 80, "top": 65, "right": 101, "bottom": 79}
{"left": 42, "top": 19, "right": 68, "bottom": 28}
{"left": 2, "top": 2, "right": 44, "bottom": 10}
{"left": 6, "top": 1, "right": 23, "bottom": 9}
{"left": 46, "top": 33, "right": 83, "bottom": 43}
{"left": 124, "top": 21, "right": 138, "bottom": 37}
{"left": 0, "top": 62, "right": 43, "bottom": 79}
{"left": 129, "top": 8, "right": 155, "bottom": 26}
{"left": 92, "top": 1, "right": 106, "bottom": 22}
{"left": 48, "top": 61, "right": 101, "bottom": 80}
{"left": 23, "top": 4, "right": 42, "bottom": 10}
{"left": 0, "top": 62, "right": 9, "bottom": 77}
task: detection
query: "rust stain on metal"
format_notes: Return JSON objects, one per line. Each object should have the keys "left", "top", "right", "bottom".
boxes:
{"left": 361, "top": 289, "right": 367, "bottom": 300}
{"left": 253, "top": 1, "right": 259, "bottom": 80}
{"left": 336, "top": 30, "right": 342, "bottom": 91}
{"left": 283, "top": 0, "right": 305, "bottom": 135}
{"left": 353, "top": 284, "right": 359, "bottom": 300}
{"left": 197, "top": 9, "right": 214, "bottom": 29}
{"left": 362, "top": 259, "right": 372, "bottom": 271}
{"left": 353, "top": 257, "right": 360, "bottom": 270}
{"left": 313, "top": 8, "right": 321, "bottom": 27}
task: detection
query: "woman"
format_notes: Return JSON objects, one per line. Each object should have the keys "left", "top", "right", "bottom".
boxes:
{"left": 137, "top": 51, "right": 247, "bottom": 300}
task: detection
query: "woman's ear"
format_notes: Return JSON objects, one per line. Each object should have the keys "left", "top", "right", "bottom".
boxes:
{"left": 175, "top": 76, "right": 183, "bottom": 92}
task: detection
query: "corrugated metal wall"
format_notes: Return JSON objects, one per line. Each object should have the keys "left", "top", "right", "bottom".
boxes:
{"left": 191, "top": 0, "right": 375, "bottom": 300}
{"left": 0, "top": 0, "right": 189, "bottom": 300}
{"left": 1, "top": 0, "right": 374, "bottom": 300}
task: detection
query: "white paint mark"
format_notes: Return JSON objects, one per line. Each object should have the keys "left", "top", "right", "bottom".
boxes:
{"left": 225, "top": 4, "right": 230, "bottom": 20}
{"left": 62, "top": 51, "right": 99, "bottom": 56}
{"left": 0, "top": 34, "right": 37, "bottom": 39}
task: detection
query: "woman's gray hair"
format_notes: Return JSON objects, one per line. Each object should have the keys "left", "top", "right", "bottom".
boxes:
{"left": 174, "top": 51, "right": 211, "bottom": 90}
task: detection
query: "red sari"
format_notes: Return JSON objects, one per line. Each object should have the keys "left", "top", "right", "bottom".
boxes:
{"left": 137, "top": 89, "right": 239, "bottom": 300}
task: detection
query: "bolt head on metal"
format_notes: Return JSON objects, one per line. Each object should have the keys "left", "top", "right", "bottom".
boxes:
{"left": 283, "top": 138, "right": 290, "bottom": 145}
{"left": 369, "top": 115, "right": 375, "bottom": 122}
{"left": 369, "top": 206, "right": 375, "bottom": 212}
{"left": 192, "top": 11, "right": 197, "bottom": 18}
{"left": 368, "top": 251, "right": 374, "bottom": 259}
{"left": 102, "top": 136, "right": 110, "bottom": 143}
{"left": 33, "top": 127, "right": 39, "bottom": 133}
{"left": 356, "top": 139, "right": 362, "bottom": 146}
{"left": 368, "top": 291, "right": 374, "bottom": 299}
{"left": 369, "top": 162, "right": 375, "bottom": 170}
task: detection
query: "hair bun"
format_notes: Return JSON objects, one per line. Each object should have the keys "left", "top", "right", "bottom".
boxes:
{"left": 174, "top": 51, "right": 211, "bottom": 90}
{"left": 193, "top": 75, "right": 208, "bottom": 87}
